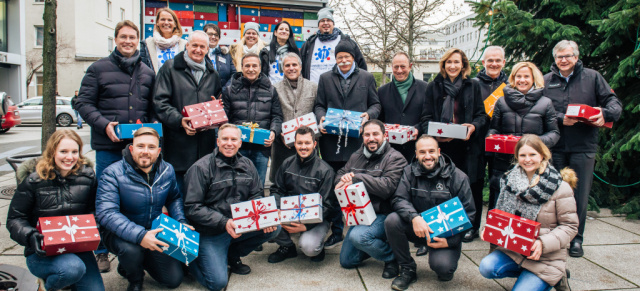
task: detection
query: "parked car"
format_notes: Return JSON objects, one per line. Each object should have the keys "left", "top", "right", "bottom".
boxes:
{"left": 1, "top": 92, "right": 21, "bottom": 133}
{"left": 15, "top": 96, "right": 77, "bottom": 127}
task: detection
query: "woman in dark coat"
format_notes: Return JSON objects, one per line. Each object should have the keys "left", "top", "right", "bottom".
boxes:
{"left": 487, "top": 62, "right": 560, "bottom": 209}
{"left": 203, "top": 23, "right": 236, "bottom": 89}
{"left": 259, "top": 21, "right": 301, "bottom": 85}
{"left": 6, "top": 129, "right": 104, "bottom": 291}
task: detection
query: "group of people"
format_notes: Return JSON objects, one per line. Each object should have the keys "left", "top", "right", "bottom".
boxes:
{"left": 6, "top": 5, "right": 622, "bottom": 291}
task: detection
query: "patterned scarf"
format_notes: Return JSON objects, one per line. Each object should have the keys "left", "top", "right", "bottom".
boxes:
{"left": 317, "top": 28, "right": 341, "bottom": 42}
{"left": 152, "top": 30, "right": 181, "bottom": 51}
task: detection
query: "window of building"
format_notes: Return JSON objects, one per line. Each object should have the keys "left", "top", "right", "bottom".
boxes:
{"left": 34, "top": 0, "right": 45, "bottom": 2}
{"left": 120, "top": 8, "right": 125, "bottom": 21}
{"left": 108, "top": 36, "right": 114, "bottom": 53}
{"left": 0, "top": 0, "right": 6, "bottom": 52}
{"left": 36, "top": 73, "right": 44, "bottom": 96}
{"left": 106, "top": 0, "right": 112, "bottom": 20}
{"left": 35, "top": 26, "right": 44, "bottom": 47}
{"left": 423, "top": 73, "right": 433, "bottom": 81}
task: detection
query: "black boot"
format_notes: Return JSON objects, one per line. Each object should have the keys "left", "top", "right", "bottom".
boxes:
{"left": 126, "top": 280, "right": 143, "bottom": 291}
{"left": 462, "top": 229, "right": 479, "bottom": 243}
{"left": 267, "top": 245, "right": 297, "bottom": 263}
{"left": 310, "top": 249, "right": 326, "bottom": 262}
{"left": 416, "top": 245, "right": 428, "bottom": 257}
{"left": 569, "top": 241, "right": 583, "bottom": 257}
{"left": 229, "top": 258, "right": 251, "bottom": 275}
{"left": 391, "top": 267, "right": 417, "bottom": 290}
{"left": 382, "top": 260, "right": 399, "bottom": 279}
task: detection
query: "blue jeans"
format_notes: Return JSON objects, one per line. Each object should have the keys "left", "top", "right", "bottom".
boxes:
{"left": 479, "top": 250, "right": 552, "bottom": 291}
{"left": 26, "top": 251, "right": 105, "bottom": 291}
{"left": 190, "top": 227, "right": 281, "bottom": 291}
{"left": 74, "top": 110, "right": 83, "bottom": 127}
{"left": 239, "top": 149, "right": 270, "bottom": 185}
{"left": 95, "top": 149, "right": 123, "bottom": 255}
{"left": 340, "top": 214, "right": 394, "bottom": 268}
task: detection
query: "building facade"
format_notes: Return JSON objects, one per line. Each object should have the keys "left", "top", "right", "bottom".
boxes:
{"left": 440, "top": 13, "right": 487, "bottom": 62}
{"left": 0, "top": 0, "right": 26, "bottom": 103}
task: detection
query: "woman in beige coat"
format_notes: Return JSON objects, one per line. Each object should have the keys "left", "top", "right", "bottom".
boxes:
{"left": 479, "top": 134, "right": 578, "bottom": 290}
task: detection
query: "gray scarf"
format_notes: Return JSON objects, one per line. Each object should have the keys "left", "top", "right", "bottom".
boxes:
{"left": 275, "top": 44, "right": 289, "bottom": 71}
{"left": 184, "top": 53, "right": 207, "bottom": 84}
{"left": 496, "top": 164, "right": 562, "bottom": 220}
{"left": 363, "top": 141, "right": 387, "bottom": 159}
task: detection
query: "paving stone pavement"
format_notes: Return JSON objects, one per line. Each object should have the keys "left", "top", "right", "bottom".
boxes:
{"left": 1, "top": 150, "right": 639, "bottom": 290}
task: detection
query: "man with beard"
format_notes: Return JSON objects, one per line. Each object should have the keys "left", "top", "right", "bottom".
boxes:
{"left": 336, "top": 120, "right": 407, "bottom": 280}
{"left": 96, "top": 127, "right": 188, "bottom": 291}
{"left": 267, "top": 126, "right": 337, "bottom": 263}
{"left": 384, "top": 135, "right": 476, "bottom": 290}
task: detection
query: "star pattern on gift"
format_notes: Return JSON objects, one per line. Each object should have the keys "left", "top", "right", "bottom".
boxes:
{"left": 58, "top": 222, "right": 62, "bottom": 226}
{"left": 458, "top": 216, "right": 464, "bottom": 221}
{"left": 444, "top": 203, "right": 448, "bottom": 208}
{"left": 494, "top": 144, "right": 501, "bottom": 151}
{"left": 331, "top": 130, "right": 336, "bottom": 134}
{"left": 526, "top": 228, "right": 531, "bottom": 233}
{"left": 61, "top": 237, "right": 66, "bottom": 242}
{"left": 164, "top": 217, "right": 169, "bottom": 222}
{"left": 498, "top": 222, "right": 502, "bottom": 227}
{"left": 44, "top": 220, "right": 51, "bottom": 225}
{"left": 497, "top": 238, "right": 503, "bottom": 244}
{"left": 94, "top": 234, "right": 99, "bottom": 237}
{"left": 57, "top": 247, "right": 66, "bottom": 254}
{"left": 81, "top": 231, "right": 85, "bottom": 234}
{"left": 162, "top": 246, "right": 169, "bottom": 251}
{"left": 71, "top": 216, "right": 79, "bottom": 222}
{"left": 85, "top": 219, "right": 90, "bottom": 224}
{"left": 513, "top": 239, "right": 518, "bottom": 244}
{"left": 489, "top": 232, "right": 493, "bottom": 236}
{"left": 242, "top": 134, "right": 247, "bottom": 139}
{"left": 170, "top": 238, "right": 174, "bottom": 241}
{"left": 517, "top": 222, "right": 522, "bottom": 227}
{"left": 48, "top": 236, "right": 53, "bottom": 241}
{"left": 437, "top": 129, "right": 443, "bottom": 135}
{"left": 457, "top": 226, "right": 464, "bottom": 231}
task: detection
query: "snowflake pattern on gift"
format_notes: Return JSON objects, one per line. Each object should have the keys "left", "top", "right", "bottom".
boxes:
{"left": 314, "top": 46, "right": 331, "bottom": 62}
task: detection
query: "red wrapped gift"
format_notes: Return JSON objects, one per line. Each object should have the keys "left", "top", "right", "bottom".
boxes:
{"left": 482, "top": 209, "right": 541, "bottom": 256}
{"left": 181, "top": 100, "right": 228, "bottom": 130}
{"left": 36, "top": 214, "right": 101, "bottom": 256}
{"left": 485, "top": 134, "right": 521, "bottom": 154}
{"left": 565, "top": 104, "right": 613, "bottom": 128}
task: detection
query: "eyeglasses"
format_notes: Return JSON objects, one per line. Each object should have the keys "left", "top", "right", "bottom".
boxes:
{"left": 206, "top": 33, "right": 219, "bottom": 38}
{"left": 555, "top": 54, "right": 575, "bottom": 60}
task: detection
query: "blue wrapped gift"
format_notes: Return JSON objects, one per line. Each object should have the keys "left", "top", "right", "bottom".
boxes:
{"left": 420, "top": 197, "right": 472, "bottom": 242}
{"left": 115, "top": 123, "right": 163, "bottom": 139}
{"left": 238, "top": 122, "right": 271, "bottom": 145}
{"left": 323, "top": 108, "right": 363, "bottom": 138}
{"left": 152, "top": 214, "right": 199, "bottom": 265}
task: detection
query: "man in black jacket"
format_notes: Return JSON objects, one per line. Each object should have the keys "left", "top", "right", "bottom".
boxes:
{"left": 76, "top": 20, "right": 155, "bottom": 273}
{"left": 268, "top": 126, "right": 337, "bottom": 263}
{"left": 222, "top": 53, "right": 283, "bottom": 185}
{"left": 300, "top": 7, "right": 367, "bottom": 84}
{"left": 183, "top": 124, "right": 280, "bottom": 291}
{"left": 337, "top": 120, "right": 407, "bottom": 279}
{"left": 385, "top": 135, "right": 475, "bottom": 290}
{"left": 543, "top": 40, "right": 622, "bottom": 257}
{"left": 153, "top": 31, "right": 222, "bottom": 191}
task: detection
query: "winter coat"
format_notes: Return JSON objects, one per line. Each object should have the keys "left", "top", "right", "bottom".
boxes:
{"left": 499, "top": 181, "right": 578, "bottom": 286}
{"left": 488, "top": 86, "right": 560, "bottom": 148}
{"left": 76, "top": 50, "right": 155, "bottom": 151}
{"left": 183, "top": 149, "right": 263, "bottom": 236}
{"left": 270, "top": 150, "right": 338, "bottom": 230}
{"left": 391, "top": 155, "right": 476, "bottom": 248}
{"left": 270, "top": 76, "right": 318, "bottom": 182}
{"left": 222, "top": 72, "right": 284, "bottom": 151}
{"left": 314, "top": 65, "right": 381, "bottom": 162}
{"left": 300, "top": 32, "right": 367, "bottom": 80}
{"left": 95, "top": 149, "right": 186, "bottom": 245}
{"left": 139, "top": 37, "right": 188, "bottom": 74}
{"left": 7, "top": 164, "right": 97, "bottom": 257}
{"left": 420, "top": 74, "right": 488, "bottom": 183}
{"left": 153, "top": 51, "right": 222, "bottom": 172}
{"left": 337, "top": 142, "right": 407, "bottom": 215}
{"left": 543, "top": 61, "right": 622, "bottom": 153}
{"left": 378, "top": 78, "right": 429, "bottom": 161}
{"left": 474, "top": 69, "right": 509, "bottom": 154}
{"left": 209, "top": 47, "right": 236, "bottom": 90}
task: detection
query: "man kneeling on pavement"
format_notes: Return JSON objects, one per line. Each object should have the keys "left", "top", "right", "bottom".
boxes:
{"left": 268, "top": 126, "right": 338, "bottom": 263}
{"left": 384, "top": 135, "right": 476, "bottom": 290}
{"left": 183, "top": 123, "right": 280, "bottom": 291}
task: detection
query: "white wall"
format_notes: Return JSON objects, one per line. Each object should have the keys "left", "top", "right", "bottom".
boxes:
{"left": 0, "top": 0, "right": 26, "bottom": 103}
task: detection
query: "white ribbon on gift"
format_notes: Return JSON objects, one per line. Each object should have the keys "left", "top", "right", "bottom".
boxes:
{"left": 158, "top": 222, "right": 198, "bottom": 265}
{"left": 485, "top": 217, "right": 534, "bottom": 248}
{"left": 42, "top": 216, "right": 97, "bottom": 242}
{"left": 427, "top": 205, "right": 464, "bottom": 232}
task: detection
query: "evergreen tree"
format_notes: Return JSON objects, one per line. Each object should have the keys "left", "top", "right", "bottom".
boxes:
{"left": 470, "top": 0, "right": 640, "bottom": 218}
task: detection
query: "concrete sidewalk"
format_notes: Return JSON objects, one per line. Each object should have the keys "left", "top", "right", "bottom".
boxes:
{"left": 0, "top": 150, "right": 638, "bottom": 290}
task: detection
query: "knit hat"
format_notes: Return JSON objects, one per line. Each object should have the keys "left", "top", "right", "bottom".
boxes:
{"left": 335, "top": 40, "right": 356, "bottom": 58}
{"left": 243, "top": 22, "right": 260, "bottom": 36}
{"left": 317, "top": 8, "right": 334, "bottom": 24}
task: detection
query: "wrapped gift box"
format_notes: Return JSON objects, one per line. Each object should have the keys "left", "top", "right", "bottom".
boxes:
{"left": 152, "top": 214, "right": 199, "bottom": 265}
{"left": 282, "top": 113, "right": 320, "bottom": 146}
{"left": 231, "top": 196, "right": 280, "bottom": 234}
{"left": 385, "top": 124, "right": 417, "bottom": 145}
{"left": 420, "top": 197, "right": 472, "bottom": 243}
{"left": 484, "top": 83, "right": 506, "bottom": 118}
{"left": 37, "top": 214, "right": 100, "bottom": 256}
{"left": 334, "top": 182, "right": 377, "bottom": 226}
{"left": 485, "top": 134, "right": 521, "bottom": 154}
{"left": 280, "top": 193, "right": 323, "bottom": 224}
{"left": 238, "top": 123, "right": 271, "bottom": 145}
{"left": 115, "top": 122, "right": 163, "bottom": 139}
{"left": 482, "top": 209, "right": 541, "bottom": 256}
{"left": 182, "top": 100, "right": 228, "bottom": 131}
{"left": 323, "top": 108, "right": 363, "bottom": 138}
{"left": 427, "top": 122, "right": 468, "bottom": 139}
{"left": 565, "top": 104, "right": 613, "bottom": 128}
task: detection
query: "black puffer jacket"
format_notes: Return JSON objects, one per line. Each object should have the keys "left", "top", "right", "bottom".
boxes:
{"left": 76, "top": 50, "right": 155, "bottom": 151}
{"left": 336, "top": 142, "right": 407, "bottom": 215}
{"left": 488, "top": 86, "right": 560, "bottom": 148}
{"left": 300, "top": 31, "right": 367, "bottom": 80}
{"left": 270, "top": 150, "right": 338, "bottom": 230}
{"left": 391, "top": 154, "right": 476, "bottom": 248}
{"left": 474, "top": 69, "right": 509, "bottom": 102}
{"left": 222, "top": 72, "right": 284, "bottom": 151}
{"left": 153, "top": 51, "right": 222, "bottom": 172}
{"left": 7, "top": 165, "right": 97, "bottom": 257}
{"left": 543, "top": 61, "right": 622, "bottom": 153}
{"left": 183, "top": 149, "right": 263, "bottom": 236}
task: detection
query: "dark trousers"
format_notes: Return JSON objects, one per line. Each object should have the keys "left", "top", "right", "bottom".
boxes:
{"left": 470, "top": 179, "right": 484, "bottom": 232}
{"left": 488, "top": 153, "right": 513, "bottom": 210}
{"left": 327, "top": 160, "right": 347, "bottom": 236}
{"left": 102, "top": 230, "right": 184, "bottom": 288}
{"left": 384, "top": 213, "right": 462, "bottom": 279}
{"left": 551, "top": 151, "right": 595, "bottom": 243}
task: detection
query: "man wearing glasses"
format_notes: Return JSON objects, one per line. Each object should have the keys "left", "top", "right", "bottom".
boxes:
{"left": 543, "top": 40, "right": 622, "bottom": 258}
{"left": 204, "top": 23, "right": 236, "bottom": 89}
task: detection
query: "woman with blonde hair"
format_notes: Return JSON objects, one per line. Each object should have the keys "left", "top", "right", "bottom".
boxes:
{"left": 6, "top": 129, "right": 104, "bottom": 291}
{"left": 140, "top": 7, "right": 188, "bottom": 73}
{"left": 229, "top": 22, "right": 268, "bottom": 71}
{"left": 479, "top": 134, "right": 578, "bottom": 291}
{"left": 486, "top": 62, "right": 560, "bottom": 209}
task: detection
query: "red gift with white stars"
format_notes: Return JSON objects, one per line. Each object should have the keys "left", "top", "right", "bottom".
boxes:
{"left": 334, "top": 182, "right": 377, "bottom": 226}
{"left": 280, "top": 193, "right": 323, "bottom": 224}
{"left": 36, "top": 214, "right": 101, "bottom": 256}
{"left": 281, "top": 113, "right": 319, "bottom": 147}
{"left": 482, "top": 209, "right": 541, "bottom": 256}
{"left": 181, "top": 100, "right": 228, "bottom": 131}
{"left": 485, "top": 134, "right": 521, "bottom": 154}
{"left": 427, "top": 121, "right": 469, "bottom": 139}
{"left": 230, "top": 196, "right": 280, "bottom": 234}
{"left": 384, "top": 124, "right": 417, "bottom": 145}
